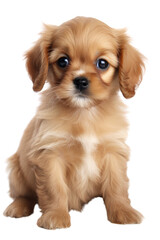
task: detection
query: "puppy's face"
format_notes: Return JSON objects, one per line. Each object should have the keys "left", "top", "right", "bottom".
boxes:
{"left": 26, "top": 17, "right": 144, "bottom": 108}
{"left": 48, "top": 20, "right": 119, "bottom": 108}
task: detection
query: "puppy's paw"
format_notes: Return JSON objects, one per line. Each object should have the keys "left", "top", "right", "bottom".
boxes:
{"left": 37, "top": 210, "right": 71, "bottom": 229}
{"left": 108, "top": 205, "right": 143, "bottom": 224}
{"left": 4, "top": 198, "right": 35, "bottom": 218}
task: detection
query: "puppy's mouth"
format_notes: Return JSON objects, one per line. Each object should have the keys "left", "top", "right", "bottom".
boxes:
{"left": 71, "top": 90, "right": 93, "bottom": 108}
{"left": 75, "top": 92, "right": 88, "bottom": 99}
{"left": 70, "top": 76, "right": 92, "bottom": 107}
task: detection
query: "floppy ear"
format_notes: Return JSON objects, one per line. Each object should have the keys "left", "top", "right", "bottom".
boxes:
{"left": 25, "top": 25, "right": 57, "bottom": 91}
{"left": 118, "top": 34, "right": 145, "bottom": 98}
{"left": 25, "top": 40, "right": 48, "bottom": 91}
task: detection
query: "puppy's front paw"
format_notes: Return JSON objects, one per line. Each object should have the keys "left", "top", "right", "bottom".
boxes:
{"left": 108, "top": 205, "right": 143, "bottom": 224}
{"left": 37, "top": 210, "right": 71, "bottom": 229}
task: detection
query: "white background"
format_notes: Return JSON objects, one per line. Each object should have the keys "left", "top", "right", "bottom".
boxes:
{"left": 0, "top": 0, "right": 160, "bottom": 239}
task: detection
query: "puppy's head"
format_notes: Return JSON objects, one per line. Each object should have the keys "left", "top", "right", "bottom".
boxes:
{"left": 26, "top": 17, "right": 144, "bottom": 108}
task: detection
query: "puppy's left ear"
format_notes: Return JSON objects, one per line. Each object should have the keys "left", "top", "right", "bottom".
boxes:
{"left": 118, "top": 33, "right": 145, "bottom": 98}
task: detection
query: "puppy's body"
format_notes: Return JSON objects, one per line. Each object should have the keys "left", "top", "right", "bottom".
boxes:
{"left": 4, "top": 17, "right": 144, "bottom": 229}
{"left": 16, "top": 92, "right": 127, "bottom": 207}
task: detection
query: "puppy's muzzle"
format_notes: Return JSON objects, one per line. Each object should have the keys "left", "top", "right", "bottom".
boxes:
{"left": 73, "top": 77, "right": 89, "bottom": 92}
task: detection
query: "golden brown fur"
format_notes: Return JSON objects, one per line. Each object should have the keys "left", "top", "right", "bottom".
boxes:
{"left": 4, "top": 17, "right": 145, "bottom": 229}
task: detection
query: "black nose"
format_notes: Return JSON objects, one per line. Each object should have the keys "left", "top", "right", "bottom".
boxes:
{"left": 73, "top": 77, "right": 89, "bottom": 91}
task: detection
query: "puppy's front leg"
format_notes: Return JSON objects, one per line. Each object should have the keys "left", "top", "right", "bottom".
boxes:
{"left": 33, "top": 152, "right": 70, "bottom": 229}
{"left": 102, "top": 146, "right": 143, "bottom": 224}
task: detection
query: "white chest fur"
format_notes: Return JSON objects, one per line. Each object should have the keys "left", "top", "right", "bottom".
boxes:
{"left": 77, "top": 135, "right": 100, "bottom": 185}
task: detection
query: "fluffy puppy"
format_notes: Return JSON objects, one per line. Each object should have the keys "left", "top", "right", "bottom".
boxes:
{"left": 4, "top": 17, "right": 144, "bottom": 229}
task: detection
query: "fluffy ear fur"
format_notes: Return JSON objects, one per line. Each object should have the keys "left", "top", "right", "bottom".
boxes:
{"left": 25, "top": 25, "right": 57, "bottom": 91}
{"left": 118, "top": 33, "right": 145, "bottom": 98}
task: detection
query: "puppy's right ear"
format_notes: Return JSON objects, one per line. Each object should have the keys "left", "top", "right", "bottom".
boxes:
{"left": 25, "top": 25, "right": 57, "bottom": 91}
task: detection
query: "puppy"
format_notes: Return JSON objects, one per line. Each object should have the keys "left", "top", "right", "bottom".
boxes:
{"left": 4, "top": 17, "right": 144, "bottom": 229}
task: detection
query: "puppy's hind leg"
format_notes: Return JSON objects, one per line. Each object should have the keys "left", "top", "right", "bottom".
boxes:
{"left": 4, "top": 153, "right": 37, "bottom": 218}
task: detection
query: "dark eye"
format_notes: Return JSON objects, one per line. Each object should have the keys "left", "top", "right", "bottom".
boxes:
{"left": 57, "top": 57, "right": 69, "bottom": 68}
{"left": 96, "top": 59, "right": 109, "bottom": 70}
